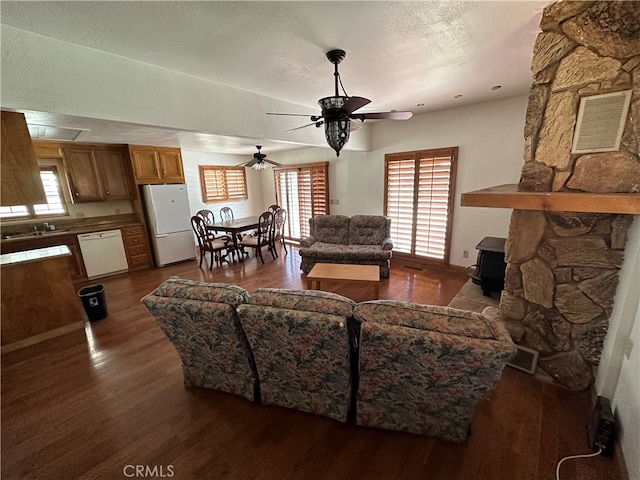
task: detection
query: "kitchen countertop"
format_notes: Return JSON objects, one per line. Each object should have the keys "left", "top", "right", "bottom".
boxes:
{"left": 1, "top": 219, "right": 144, "bottom": 243}
{"left": 0, "top": 245, "right": 71, "bottom": 266}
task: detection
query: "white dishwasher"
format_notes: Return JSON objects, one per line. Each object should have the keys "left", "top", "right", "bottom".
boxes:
{"left": 78, "top": 230, "right": 129, "bottom": 279}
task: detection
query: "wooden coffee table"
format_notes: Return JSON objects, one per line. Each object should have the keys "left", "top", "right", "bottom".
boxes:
{"left": 306, "top": 263, "right": 380, "bottom": 299}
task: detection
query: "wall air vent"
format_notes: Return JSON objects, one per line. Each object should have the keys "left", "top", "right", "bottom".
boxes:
{"left": 571, "top": 90, "right": 632, "bottom": 154}
{"left": 27, "top": 124, "right": 88, "bottom": 141}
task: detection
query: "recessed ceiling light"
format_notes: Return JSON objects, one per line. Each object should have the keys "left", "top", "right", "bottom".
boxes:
{"left": 491, "top": 85, "right": 502, "bottom": 91}
{"left": 453, "top": 94, "right": 463, "bottom": 99}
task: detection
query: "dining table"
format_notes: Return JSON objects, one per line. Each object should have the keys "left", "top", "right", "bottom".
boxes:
{"left": 205, "top": 215, "right": 261, "bottom": 261}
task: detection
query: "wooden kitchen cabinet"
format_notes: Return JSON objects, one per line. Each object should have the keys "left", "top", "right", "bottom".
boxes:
{"left": 64, "top": 148, "right": 104, "bottom": 202}
{"left": 64, "top": 145, "right": 132, "bottom": 202}
{"left": 121, "top": 224, "right": 152, "bottom": 271}
{"left": 96, "top": 149, "right": 132, "bottom": 200}
{"left": 1, "top": 111, "right": 47, "bottom": 206}
{"left": 130, "top": 145, "right": 185, "bottom": 184}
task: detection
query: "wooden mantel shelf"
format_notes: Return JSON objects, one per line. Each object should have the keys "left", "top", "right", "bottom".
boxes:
{"left": 461, "top": 184, "right": 640, "bottom": 215}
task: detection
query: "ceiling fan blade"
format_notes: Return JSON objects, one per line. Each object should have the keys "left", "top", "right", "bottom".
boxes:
{"left": 266, "top": 159, "right": 285, "bottom": 168}
{"left": 238, "top": 158, "right": 259, "bottom": 168}
{"left": 341, "top": 96, "right": 371, "bottom": 114}
{"left": 267, "top": 112, "right": 314, "bottom": 118}
{"left": 354, "top": 111, "right": 413, "bottom": 120}
{"left": 350, "top": 119, "right": 364, "bottom": 131}
{"left": 286, "top": 121, "right": 324, "bottom": 132}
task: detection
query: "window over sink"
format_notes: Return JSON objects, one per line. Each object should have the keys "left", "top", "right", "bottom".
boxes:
{"left": 0, "top": 166, "right": 68, "bottom": 219}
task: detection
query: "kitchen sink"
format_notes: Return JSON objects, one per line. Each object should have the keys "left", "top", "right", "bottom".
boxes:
{"left": 2, "top": 229, "right": 70, "bottom": 240}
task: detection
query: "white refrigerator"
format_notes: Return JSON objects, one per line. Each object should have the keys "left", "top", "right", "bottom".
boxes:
{"left": 142, "top": 184, "right": 196, "bottom": 267}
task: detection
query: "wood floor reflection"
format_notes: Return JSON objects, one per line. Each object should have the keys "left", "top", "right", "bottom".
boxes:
{"left": 1, "top": 247, "right": 626, "bottom": 480}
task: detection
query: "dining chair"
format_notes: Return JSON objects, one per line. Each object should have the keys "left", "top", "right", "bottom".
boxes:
{"left": 219, "top": 206, "right": 247, "bottom": 259}
{"left": 238, "top": 211, "right": 274, "bottom": 264}
{"left": 190, "top": 215, "right": 232, "bottom": 269}
{"left": 270, "top": 208, "right": 288, "bottom": 257}
{"left": 196, "top": 209, "right": 215, "bottom": 224}
{"left": 220, "top": 207, "right": 234, "bottom": 222}
{"left": 267, "top": 204, "right": 281, "bottom": 213}
{"left": 196, "top": 209, "right": 226, "bottom": 241}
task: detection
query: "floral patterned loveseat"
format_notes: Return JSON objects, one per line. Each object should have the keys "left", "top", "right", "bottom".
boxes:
{"left": 237, "top": 288, "right": 356, "bottom": 422}
{"left": 353, "top": 300, "right": 516, "bottom": 442}
{"left": 141, "top": 277, "right": 258, "bottom": 401}
{"left": 299, "top": 215, "right": 393, "bottom": 278}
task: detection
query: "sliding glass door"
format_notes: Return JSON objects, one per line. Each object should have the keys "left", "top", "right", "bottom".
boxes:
{"left": 274, "top": 162, "right": 329, "bottom": 241}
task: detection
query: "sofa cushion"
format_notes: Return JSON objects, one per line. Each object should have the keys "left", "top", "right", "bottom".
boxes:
{"left": 237, "top": 303, "right": 352, "bottom": 422}
{"left": 348, "top": 215, "right": 390, "bottom": 245}
{"left": 299, "top": 243, "right": 392, "bottom": 261}
{"left": 149, "top": 276, "right": 249, "bottom": 306}
{"left": 354, "top": 300, "right": 495, "bottom": 339}
{"left": 249, "top": 288, "right": 355, "bottom": 317}
{"left": 311, "top": 215, "right": 350, "bottom": 244}
{"left": 141, "top": 278, "right": 256, "bottom": 401}
{"left": 356, "top": 318, "right": 515, "bottom": 441}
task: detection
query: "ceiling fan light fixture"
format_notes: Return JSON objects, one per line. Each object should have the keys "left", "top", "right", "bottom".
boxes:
{"left": 325, "top": 118, "right": 350, "bottom": 157}
{"left": 267, "top": 48, "right": 412, "bottom": 157}
{"left": 252, "top": 161, "right": 269, "bottom": 170}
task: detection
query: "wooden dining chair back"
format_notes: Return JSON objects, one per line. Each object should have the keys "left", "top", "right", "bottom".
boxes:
{"left": 190, "top": 215, "right": 231, "bottom": 269}
{"left": 196, "top": 209, "right": 226, "bottom": 240}
{"left": 196, "top": 209, "right": 215, "bottom": 224}
{"left": 267, "top": 204, "right": 281, "bottom": 214}
{"left": 270, "top": 208, "right": 288, "bottom": 257}
{"left": 220, "top": 207, "right": 234, "bottom": 222}
{"left": 239, "top": 211, "right": 274, "bottom": 264}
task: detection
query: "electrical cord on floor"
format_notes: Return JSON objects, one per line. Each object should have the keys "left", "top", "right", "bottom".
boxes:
{"left": 555, "top": 447, "right": 603, "bottom": 480}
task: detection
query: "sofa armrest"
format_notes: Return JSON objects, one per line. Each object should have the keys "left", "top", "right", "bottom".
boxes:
{"left": 382, "top": 238, "right": 393, "bottom": 251}
{"left": 481, "top": 306, "right": 516, "bottom": 346}
{"left": 299, "top": 235, "right": 316, "bottom": 248}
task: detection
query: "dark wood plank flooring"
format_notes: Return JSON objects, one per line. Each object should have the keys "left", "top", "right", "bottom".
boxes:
{"left": 1, "top": 247, "right": 626, "bottom": 479}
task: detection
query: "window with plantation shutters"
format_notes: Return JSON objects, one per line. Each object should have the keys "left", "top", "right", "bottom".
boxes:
{"left": 273, "top": 162, "right": 329, "bottom": 241}
{"left": 0, "top": 167, "right": 67, "bottom": 219}
{"left": 199, "top": 166, "right": 247, "bottom": 203}
{"left": 384, "top": 147, "right": 457, "bottom": 266}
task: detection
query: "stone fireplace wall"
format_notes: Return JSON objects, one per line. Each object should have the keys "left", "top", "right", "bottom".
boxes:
{"left": 498, "top": 1, "right": 640, "bottom": 391}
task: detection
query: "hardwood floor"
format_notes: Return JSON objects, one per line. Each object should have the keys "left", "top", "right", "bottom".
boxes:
{"left": 1, "top": 247, "right": 626, "bottom": 479}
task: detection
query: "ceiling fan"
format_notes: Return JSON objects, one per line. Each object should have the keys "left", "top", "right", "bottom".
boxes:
{"left": 267, "top": 48, "right": 413, "bottom": 156}
{"left": 237, "top": 145, "right": 284, "bottom": 170}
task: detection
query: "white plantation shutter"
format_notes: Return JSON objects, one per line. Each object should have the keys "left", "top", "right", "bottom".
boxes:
{"left": 274, "top": 162, "right": 329, "bottom": 241}
{"left": 384, "top": 148, "right": 457, "bottom": 266}
{"left": 385, "top": 155, "right": 415, "bottom": 253}
{"left": 199, "top": 166, "right": 247, "bottom": 203}
{"left": 0, "top": 167, "right": 67, "bottom": 219}
{"left": 33, "top": 168, "right": 66, "bottom": 215}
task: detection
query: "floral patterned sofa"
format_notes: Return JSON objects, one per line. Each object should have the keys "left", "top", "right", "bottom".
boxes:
{"left": 141, "top": 277, "right": 258, "bottom": 401}
{"left": 299, "top": 215, "right": 393, "bottom": 278}
{"left": 237, "top": 288, "right": 356, "bottom": 422}
{"left": 353, "top": 300, "right": 517, "bottom": 442}
{"left": 141, "top": 277, "right": 516, "bottom": 442}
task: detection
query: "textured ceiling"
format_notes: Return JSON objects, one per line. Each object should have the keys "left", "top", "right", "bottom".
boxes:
{"left": 1, "top": 1, "right": 549, "bottom": 154}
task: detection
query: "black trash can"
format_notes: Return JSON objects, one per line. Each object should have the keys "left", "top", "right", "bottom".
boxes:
{"left": 78, "top": 284, "right": 108, "bottom": 321}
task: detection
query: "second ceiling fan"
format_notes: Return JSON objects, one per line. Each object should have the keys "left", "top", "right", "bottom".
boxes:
{"left": 268, "top": 48, "right": 413, "bottom": 156}
{"left": 237, "top": 145, "right": 284, "bottom": 170}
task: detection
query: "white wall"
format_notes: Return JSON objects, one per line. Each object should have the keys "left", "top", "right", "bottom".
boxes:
{"left": 181, "top": 150, "right": 265, "bottom": 220}
{"left": 596, "top": 215, "right": 640, "bottom": 479}
{"left": 265, "top": 96, "right": 528, "bottom": 267}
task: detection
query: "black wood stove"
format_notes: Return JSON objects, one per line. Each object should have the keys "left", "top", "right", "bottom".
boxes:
{"left": 471, "top": 236, "right": 506, "bottom": 297}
